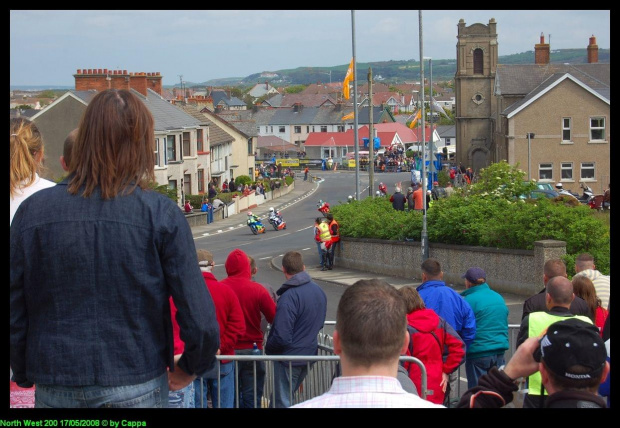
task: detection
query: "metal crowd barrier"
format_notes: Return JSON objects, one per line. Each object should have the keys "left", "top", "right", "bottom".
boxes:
{"left": 195, "top": 322, "right": 521, "bottom": 408}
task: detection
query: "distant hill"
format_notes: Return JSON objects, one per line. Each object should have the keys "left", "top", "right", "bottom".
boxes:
{"left": 181, "top": 48, "right": 609, "bottom": 89}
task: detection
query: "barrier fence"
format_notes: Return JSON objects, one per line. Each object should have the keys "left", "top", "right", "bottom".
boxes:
{"left": 195, "top": 323, "right": 522, "bottom": 408}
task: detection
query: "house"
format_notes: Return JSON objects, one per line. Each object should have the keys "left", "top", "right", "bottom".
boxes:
{"left": 279, "top": 93, "right": 337, "bottom": 108}
{"left": 435, "top": 125, "right": 456, "bottom": 161}
{"left": 248, "top": 81, "right": 280, "bottom": 99}
{"left": 30, "top": 68, "right": 212, "bottom": 206}
{"left": 454, "top": 19, "right": 609, "bottom": 195}
{"left": 200, "top": 107, "right": 258, "bottom": 181}
{"left": 358, "top": 92, "right": 405, "bottom": 114}
{"left": 256, "top": 135, "right": 298, "bottom": 159}
{"left": 210, "top": 89, "right": 247, "bottom": 111}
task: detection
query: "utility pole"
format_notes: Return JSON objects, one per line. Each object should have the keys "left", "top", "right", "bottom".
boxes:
{"left": 351, "top": 10, "right": 360, "bottom": 200}
{"left": 368, "top": 67, "right": 374, "bottom": 197}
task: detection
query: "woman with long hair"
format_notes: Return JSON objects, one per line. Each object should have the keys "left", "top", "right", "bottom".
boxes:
{"left": 10, "top": 117, "right": 55, "bottom": 225}
{"left": 572, "top": 275, "right": 608, "bottom": 336}
{"left": 10, "top": 89, "right": 220, "bottom": 408}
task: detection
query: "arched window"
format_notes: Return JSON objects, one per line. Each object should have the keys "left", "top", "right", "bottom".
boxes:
{"left": 473, "top": 49, "right": 484, "bottom": 74}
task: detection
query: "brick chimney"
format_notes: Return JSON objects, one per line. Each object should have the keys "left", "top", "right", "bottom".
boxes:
{"left": 146, "top": 72, "right": 163, "bottom": 95}
{"left": 587, "top": 35, "right": 599, "bottom": 63}
{"left": 130, "top": 72, "right": 148, "bottom": 96}
{"left": 534, "top": 33, "right": 550, "bottom": 65}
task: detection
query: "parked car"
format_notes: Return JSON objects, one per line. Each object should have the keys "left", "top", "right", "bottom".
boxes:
{"left": 519, "top": 189, "right": 559, "bottom": 200}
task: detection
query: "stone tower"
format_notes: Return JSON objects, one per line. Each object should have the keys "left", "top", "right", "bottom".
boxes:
{"left": 454, "top": 18, "right": 498, "bottom": 172}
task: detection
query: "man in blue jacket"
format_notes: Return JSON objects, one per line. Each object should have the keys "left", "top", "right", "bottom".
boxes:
{"left": 460, "top": 267, "right": 509, "bottom": 389}
{"left": 265, "top": 251, "right": 327, "bottom": 407}
{"left": 416, "top": 258, "right": 476, "bottom": 405}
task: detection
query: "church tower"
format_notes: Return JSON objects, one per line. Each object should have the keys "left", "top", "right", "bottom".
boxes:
{"left": 454, "top": 18, "right": 498, "bottom": 172}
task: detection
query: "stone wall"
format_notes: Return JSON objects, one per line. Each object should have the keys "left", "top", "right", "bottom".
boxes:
{"left": 335, "top": 238, "right": 566, "bottom": 297}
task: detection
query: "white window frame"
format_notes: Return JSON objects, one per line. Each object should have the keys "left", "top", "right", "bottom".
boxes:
{"left": 279, "top": 126, "right": 285, "bottom": 133}
{"left": 294, "top": 126, "right": 301, "bottom": 134}
{"left": 589, "top": 117, "right": 605, "bottom": 141}
{"left": 561, "top": 117, "right": 572, "bottom": 142}
{"left": 538, "top": 163, "right": 553, "bottom": 181}
{"left": 580, "top": 162, "right": 595, "bottom": 181}
{"left": 560, "top": 162, "right": 573, "bottom": 180}
{"left": 154, "top": 138, "right": 160, "bottom": 167}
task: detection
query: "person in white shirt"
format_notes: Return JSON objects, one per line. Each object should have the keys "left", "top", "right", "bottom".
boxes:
{"left": 10, "top": 117, "right": 56, "bottom": 226}
{"left": 292, "top": 279, "right": 443, "bottom": 408}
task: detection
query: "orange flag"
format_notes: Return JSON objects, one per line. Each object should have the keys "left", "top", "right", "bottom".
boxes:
{"left": 408, "top": 109, "right": 421, "bottom": 129}
{"left": 342, "top": 58, "right": 354, "bottom": 99}
{"left": 341, "top": 111, "right": 354, "bottom": 121}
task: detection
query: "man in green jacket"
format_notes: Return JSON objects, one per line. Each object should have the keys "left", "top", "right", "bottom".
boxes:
{"left": 460, "top": 267, "right": 509, "bottom": 389}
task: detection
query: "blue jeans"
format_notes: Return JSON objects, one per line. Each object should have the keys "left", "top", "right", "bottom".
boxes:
{"left": 465, "top": 353, "right": 505, "bottom": 389}
{"left": 168, "top": 380, "right": 195, "bottom": 408}
{"left": 316, "top": 241, "right": 323, "bottom": 266}
{"left": 193, "top": 361, "right": 235, "bottom": 408}
{"left": 235, "top": 349, "right": 265, "bottom": 408}
{"left": 35, "top": 372, "right": 168, "bottom": 408}
{"left": 272, "top": 362, "right": 308, "bottom": 408}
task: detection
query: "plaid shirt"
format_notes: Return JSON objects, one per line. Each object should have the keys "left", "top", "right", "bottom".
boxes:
{"left": 291, "top": 376, "right": 444, "bottom": 408}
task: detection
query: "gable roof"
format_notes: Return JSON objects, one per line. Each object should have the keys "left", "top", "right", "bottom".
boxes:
{"left": 280, "top": 93, "right": 337, "bottom": 107}
{"left": 505, "top": 72, "right": 610, "bottom": 118}
{"left": 257, "top": 135, "right": 298, "bottom": 152}
{"left": 29, "top": 90, "right": 93, "bottom": 121}
{"left": 495, "top": 63, "right": 610, "bottom": 98}
{"left": 435, "top": 125, "right": 456, "bottom": 138}
{"left": 180, "top": 105, "right": 234, "bottom": 146}
{"left": 133, "top": 89, "right": 203, "bottom": 131}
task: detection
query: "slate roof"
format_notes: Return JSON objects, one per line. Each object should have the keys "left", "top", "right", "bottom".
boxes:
{"left": 261, "top": 93, "right": 283, "bottom": 107}
{"left": 280, "top": 93, "right": 337, "bottom": 107}
{"left": 257, "top": 135, "right": 298, "bottom": 152}
{"left": 495, "top": 63, "right": 610, "bottom": 98}
{"left": 436, "top": 125, "right": 456, "bottom": 139}
{"left": 180, "top": 105, "right": 234, "bottom": 146}
{"left": 133, "top": 89, "right": 203, "bottom": 131}
{"left": 212, "top": 109, "right": 259, "bottom": 138}
{"left": 210, "top": 90, "right": 247, "bottom": 108}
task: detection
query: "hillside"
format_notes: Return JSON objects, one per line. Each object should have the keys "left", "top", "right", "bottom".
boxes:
{"left": 188, "top": 48, "right": 609, "bottom": 88}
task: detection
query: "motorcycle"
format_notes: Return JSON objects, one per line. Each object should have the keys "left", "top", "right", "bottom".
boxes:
{"left": 268, "top": 211, "right": 287, "bottom": 231}
{"left": 317, "top": 201, "right": 330, "bottom": 215}
{"left": 575, "top": 183, "right": 595, "bottom": 204}
{"left": 247, "top": 217, "right": 266, "bottom": 235}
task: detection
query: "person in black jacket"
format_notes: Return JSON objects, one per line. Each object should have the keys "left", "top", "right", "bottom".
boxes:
{"left": 458, "top": 318, "right": 608, "bottom": 408}
{"left": 390, "top": 186, "right": 406, "bottom": 211}
{"left": 521, "top": 258, "right": 589, "bottom": 320}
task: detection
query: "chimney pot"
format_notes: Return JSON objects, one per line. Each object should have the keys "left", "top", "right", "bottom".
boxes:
{"left": 98, "top": 68, "right": 102, "bottom": 74}
{"left": 82, "top": 69, "right": 87, "bottom": 74}
{"left": 123, "top": 70, "right": 128, "bottom": 75}
{"left": 104, "top": 68, "right": 108, "bottom": 74}
{"left": 77, "top": 69, "right": 82, "bottom": 74}
{"left": 587, "top": 34, "right": 599, "bottom": 63}
{"left": 88, "top": 69, "right": 92, "bottom": 74}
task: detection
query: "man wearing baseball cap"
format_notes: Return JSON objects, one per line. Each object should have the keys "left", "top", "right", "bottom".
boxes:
{"left": 460, "top": 267, "right": 509, "bottom": 389}
{"left": 457, "top": 318, "right": 609, "bottom": 408}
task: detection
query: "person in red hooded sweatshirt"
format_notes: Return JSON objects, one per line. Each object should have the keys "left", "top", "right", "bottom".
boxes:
{"left": 192, "top": 249, "right": 245, "bottom": 408}
{"left": 398, "top": 285, "right": 465, "bottom": 405}
{"left": 219, "top": 248, "right": 276, "bottom": 408}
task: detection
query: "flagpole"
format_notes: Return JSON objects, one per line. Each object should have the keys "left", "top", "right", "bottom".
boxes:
{"left": 419, "top": 10, "right": 429, "bottom": 261}
{"left": 351, "top": 10, "right": 360, "bottom": 200}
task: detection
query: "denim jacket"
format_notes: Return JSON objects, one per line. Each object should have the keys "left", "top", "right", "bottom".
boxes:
{"left": 10, "top": 179, "right": 220, "bottom": 387}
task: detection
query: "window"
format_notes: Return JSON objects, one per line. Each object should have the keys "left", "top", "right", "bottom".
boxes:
{"left": 270, "top": 126, "right": 273, "bottom": 133}
{"left": 197, "top": 129, "right": 204, "bottom": 152}
{"left": 562, "top": 118, "right": 571, "bottom": 142}
{"left": 198, "top": 169, "right": 204, "bottom": 193}
{"left": 294, "top": 126, "right": 301, "bottom": 134}
{"left": 337, "top": 125, "right": 345, "bottom": 132}
{"left": 445, "top": 138, "right": 451, "bottom": 145}
{"left": 154, "top": 138, "right": 160, "bottom": 167}
{"left": 561, "top": 162, "right": 573, "bottom": 180}
{"left": 184, "top": 174, "right": 191, "bottom": 196}
{"left": 539, "top": 163, "right": 553, "bottom": 180}
{"left": 182, "top": 132, "right": 191, "bottom": 157}
{"left": 249, "top": 168, "right": 253, "bottom": 177}
{"left": 590, "top": 117, "right": 605, "bottom": 140}
{"left": 166, "top": 135, "right": 176, "bottom": 162}
{"left": 473, "top": 48, "right": 484, "bottom": 74}
{"left": 320, "top": 126, "right": 327, "bottom": 132}
{"left": 168, "top": 179, "right": 177, "bottom": 191}
{"left": 306, "top": 126, "right": 310, "bottom": 133}
{"left": 580, "top": 162, "right": 595, "bottom": 180}
{"left": 279, "top": 126, "right": 285, "bottom": 133}
{"left": 247, "top": 138, "right": 253, "bottom": 155}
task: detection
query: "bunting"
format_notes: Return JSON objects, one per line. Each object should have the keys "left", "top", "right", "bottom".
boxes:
{"left": 342, "top": 58, "right": 354, "bottom": 100}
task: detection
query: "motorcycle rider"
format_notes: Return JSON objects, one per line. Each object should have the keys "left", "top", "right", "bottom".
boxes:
{"left": 317, "top": 199, "right": 330, "bottom": 214}
{"left": 555, "top": 182, "right": 579, "bottom": 201}
{"left": 247, "top": 211, "right": 261, "bottom": 225}
{"left": 378, "top": 182, "right": 388, "bottom": 195}
{"left": 268, "top": 207, "right": 284, "bottom": 227}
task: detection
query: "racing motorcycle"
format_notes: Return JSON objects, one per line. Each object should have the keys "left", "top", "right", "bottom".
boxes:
{"left": 317, "top": 200, "right": 330, "bottom": 215}
{"left": 268, "top": 209, "right": 287, "bottom": 231}
{"left": 247, "top": 212, "right": 265, "bottom": 235}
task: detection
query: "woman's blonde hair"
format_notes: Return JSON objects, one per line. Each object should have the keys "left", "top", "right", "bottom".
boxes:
{"left": 10, "top": 117, "right": 46, "bottom": 197}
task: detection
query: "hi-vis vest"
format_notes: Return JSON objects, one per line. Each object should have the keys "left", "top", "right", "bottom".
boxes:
{"left": 527, "top": 312, "right": 592, "bottom": 396}
{"left": 318, "top": 222, "right": 331, "bottom": 243}
{"left": 329, "top": 219, "right": 340, "bottom": 242}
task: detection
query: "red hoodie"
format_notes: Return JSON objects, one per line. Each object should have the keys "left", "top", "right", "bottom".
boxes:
{"left": 202, "top": 270, "right": 245, "bottom": 362}
{"left": 403, "top": 308, "right": 465, "bottom": 404}
{"left": 220, "top": 249, "right": 276, "bottom": 350}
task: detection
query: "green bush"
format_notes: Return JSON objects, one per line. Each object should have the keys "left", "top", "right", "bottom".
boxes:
{"left": 235, "top": 175, "right": 252, "bottom": 186}
{"left": 332, "top": 190, "right": 610, "bottom": 275}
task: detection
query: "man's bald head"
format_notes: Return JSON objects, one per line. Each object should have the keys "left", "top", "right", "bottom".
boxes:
{"left": 575, "top": 253, "right": 595, "bottom": 273}
{"left": 546, "top": 276, "right": 575, "bottom": 307}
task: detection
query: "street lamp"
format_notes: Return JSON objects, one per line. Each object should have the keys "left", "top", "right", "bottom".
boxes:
{"left": 527, "top": 133, "right": 535, "bottom": 181}
{"left": 419, "top": 11, "right": 429, "bottom": 261}
{"left": 317, "top": 70, "right": 332, "bottom": 84}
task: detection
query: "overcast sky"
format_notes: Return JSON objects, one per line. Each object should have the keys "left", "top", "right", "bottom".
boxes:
{"left": 10, "top": 10, "right": 610, "bottom": 87}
